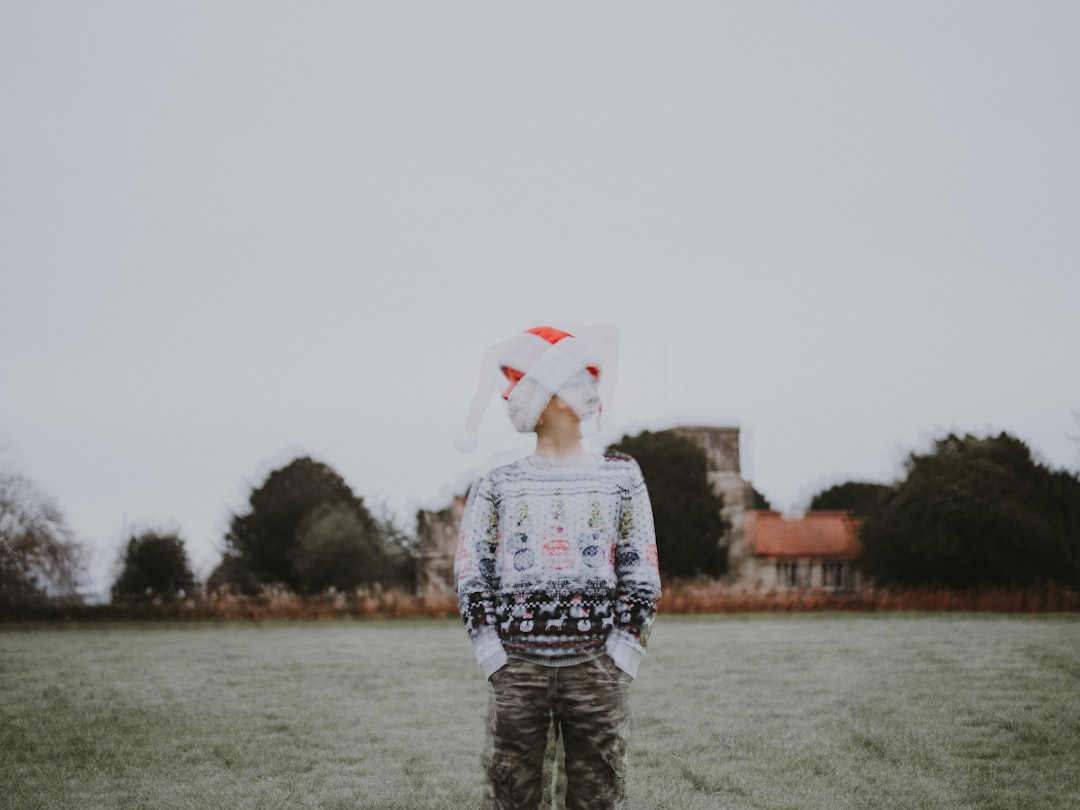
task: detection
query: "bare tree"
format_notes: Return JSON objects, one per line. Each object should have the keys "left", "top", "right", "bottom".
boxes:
{"left": 0, "top": 470, "right": 83, "bottom": 603}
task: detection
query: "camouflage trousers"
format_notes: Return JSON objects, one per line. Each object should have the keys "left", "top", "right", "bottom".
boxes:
{"left": 486, "top": 656, "right": 633, "bottom": 810}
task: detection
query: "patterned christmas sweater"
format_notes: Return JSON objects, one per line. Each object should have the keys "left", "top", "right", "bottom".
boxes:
{"left": 455, "top": 451, "right": 661, "bottom": 680}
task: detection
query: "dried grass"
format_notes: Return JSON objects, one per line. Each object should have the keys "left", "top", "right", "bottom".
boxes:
{"left": 4, "top": 580, "right": 1076, "bottom": 622}
{"left": 190, "top": 583, "right": 462, "bottom": 620}
{"left": 657, "top": 578, "right": 1079, "bottom": 614}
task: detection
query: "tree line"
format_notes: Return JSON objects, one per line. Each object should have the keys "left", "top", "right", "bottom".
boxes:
{"left": 2, "top": 428, "right": 1079, "bottom": 609}
{"left": 112, "top": 457, "right": 416, "bottom": 601}
{"left": 812, "top": 432, "right": 1080, "bottom": 589}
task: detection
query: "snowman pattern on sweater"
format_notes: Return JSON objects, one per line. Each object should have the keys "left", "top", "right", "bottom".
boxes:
{"left": 456, "top": 452, "right": 661, "bottom": 668}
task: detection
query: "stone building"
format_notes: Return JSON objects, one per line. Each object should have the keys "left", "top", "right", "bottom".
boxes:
{"left": 672, "top": 426, "right": 751, "bottom": 585}
{"left": 415, "top": 495, "right": 465, "bottom": 593}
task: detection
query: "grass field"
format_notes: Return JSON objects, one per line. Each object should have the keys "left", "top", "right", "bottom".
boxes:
{"left": 2, "top": 615, "right": 1078, "bottom": 809}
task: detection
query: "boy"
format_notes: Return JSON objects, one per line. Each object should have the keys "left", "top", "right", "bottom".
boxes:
{"left": 454, "top": 325, "right": 661, "bottom": 810}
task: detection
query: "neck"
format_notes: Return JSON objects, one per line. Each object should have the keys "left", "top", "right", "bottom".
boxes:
{"left": 534, "top": 426, "right": 585, "bottom": 457}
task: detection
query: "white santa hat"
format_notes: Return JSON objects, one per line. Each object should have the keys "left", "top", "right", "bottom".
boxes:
{"left": 454, "top": 324, "right": 619, "bottom": 453}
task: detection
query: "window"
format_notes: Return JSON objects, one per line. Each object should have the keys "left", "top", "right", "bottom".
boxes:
{"left": 822, "top": 562, "right": 847, "bottom": 590}
{"left": 775, "top": 561, "right": 800, "bottom": 588}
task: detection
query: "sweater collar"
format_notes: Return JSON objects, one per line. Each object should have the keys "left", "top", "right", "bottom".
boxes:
{"left": 526, "top": 452, "right": 600, "bottom": 472}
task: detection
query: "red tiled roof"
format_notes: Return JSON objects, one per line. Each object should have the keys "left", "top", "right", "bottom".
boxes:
{"left": 745, "top": 510, "right": 861, "bottom": 560}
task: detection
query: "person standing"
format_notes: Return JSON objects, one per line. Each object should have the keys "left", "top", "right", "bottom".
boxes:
{"left": 454, "top": 325, "right": 661, "bottom": 810}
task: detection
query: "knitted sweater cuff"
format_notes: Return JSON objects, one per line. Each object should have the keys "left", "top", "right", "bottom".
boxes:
{"left": 605, "top": 632, "right": 644, "bottom": 679}
{"left": 472, "top": 630, "right": 509, "bottom": 679}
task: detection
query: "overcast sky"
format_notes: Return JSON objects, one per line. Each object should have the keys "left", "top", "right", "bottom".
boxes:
{"left": 3, "top": 2, "right": 1078, "bottom": 597}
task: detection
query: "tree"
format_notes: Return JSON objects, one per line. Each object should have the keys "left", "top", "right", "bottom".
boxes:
{"left": 112, "top": 529, "right": 196, "bottom": 600}
{"left": 0, "top": 470, "right": 83, "bottom": 604}
{"left": 858, "top": 432, "right": 1080, "bottom": 588}
{"left": 809, "top": 481, "right": 891, "bottom": 517}
{"left": 746, "top": 483, "right": 772, "bottom": 510}
{"left": 370, "top": 502, "right": 417, "bottom": 587}
{"left": 607, "top": 430, "right": 729, "bottom": 578}
{"left": 216, "top": 456, "right": 412, "bottom": 593}
{"left": 290, "top": 502, "right": 407, "bottom": 592}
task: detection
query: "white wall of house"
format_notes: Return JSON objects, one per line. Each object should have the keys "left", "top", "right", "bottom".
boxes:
{"left": 747, "top": 558, "right": 862, "bottom": 592}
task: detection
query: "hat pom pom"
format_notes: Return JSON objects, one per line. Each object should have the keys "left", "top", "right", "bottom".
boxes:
{"left": 454, "top": 429, "right": 479, "bottom": 454}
